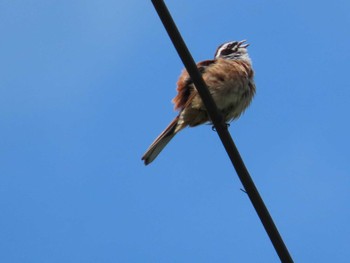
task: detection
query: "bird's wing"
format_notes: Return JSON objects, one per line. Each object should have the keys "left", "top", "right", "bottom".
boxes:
{"left": 172, "top": 59, "right": 215, "bottom": 111}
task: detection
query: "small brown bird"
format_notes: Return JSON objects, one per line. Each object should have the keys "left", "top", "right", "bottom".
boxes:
{"left": 142, "top": 40, "right": 255, "bottom": 165}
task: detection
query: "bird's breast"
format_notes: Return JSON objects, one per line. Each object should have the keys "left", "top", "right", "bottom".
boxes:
{"left": 201, "top": 59, "right": 255, "bottom": 120}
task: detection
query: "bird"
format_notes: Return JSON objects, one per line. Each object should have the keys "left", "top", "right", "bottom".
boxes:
{"left": 142, "top": 40, "right": 256, "bottom": 165}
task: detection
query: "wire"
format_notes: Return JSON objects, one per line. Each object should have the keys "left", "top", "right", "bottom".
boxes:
{"left": 150, "top": 0, "right": 294, "bottom": 262}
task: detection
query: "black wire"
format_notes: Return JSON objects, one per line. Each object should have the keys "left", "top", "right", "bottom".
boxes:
{"left": 150, "top": 0, "right": 294, "bottom": 262}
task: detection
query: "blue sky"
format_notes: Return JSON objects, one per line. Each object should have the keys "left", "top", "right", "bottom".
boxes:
{"left": 1, "top": 0, "right": 350, "bottom": 262}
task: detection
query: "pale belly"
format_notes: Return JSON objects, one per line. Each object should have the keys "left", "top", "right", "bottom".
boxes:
{"left": 211, "top": 78, "right": 254, "bottom": 121}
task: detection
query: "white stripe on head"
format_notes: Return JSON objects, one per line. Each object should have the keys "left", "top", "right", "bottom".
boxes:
{"left": 215, "top": 42, "right": 232, "bottom": 59}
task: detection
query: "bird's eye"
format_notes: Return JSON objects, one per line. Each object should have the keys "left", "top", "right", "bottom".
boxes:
{"left": 228, "top": 42, "right": 238, "bottom": 49}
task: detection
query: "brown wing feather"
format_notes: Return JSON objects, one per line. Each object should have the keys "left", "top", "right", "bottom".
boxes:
{"left": 172, "top": 60, "right": 215, "bottom": 111}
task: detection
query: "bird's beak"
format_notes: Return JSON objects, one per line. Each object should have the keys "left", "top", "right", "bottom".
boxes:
{"left": 238, "top": 40, "right": 249, "bottom": 48}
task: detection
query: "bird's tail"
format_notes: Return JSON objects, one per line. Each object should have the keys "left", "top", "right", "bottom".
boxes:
{"left": 142, "top": 116, "right": 182, "bottom": 165}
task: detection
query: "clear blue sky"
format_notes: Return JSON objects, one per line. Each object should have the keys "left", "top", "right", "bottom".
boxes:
{"left": 1, "top": 1, "right": 349, "bottom": 262}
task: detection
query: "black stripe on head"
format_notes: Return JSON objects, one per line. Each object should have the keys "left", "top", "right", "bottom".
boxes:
{"left": 214, "top": 41, "right": 238, "bottom": 59}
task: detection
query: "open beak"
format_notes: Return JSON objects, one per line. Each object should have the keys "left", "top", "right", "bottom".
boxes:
{"left": 238, "top": 40, "right": 249, "bottom": 48}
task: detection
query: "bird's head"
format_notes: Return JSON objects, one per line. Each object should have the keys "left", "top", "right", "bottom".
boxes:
{"left": 214, "top": 40, "right": 250, "bottom": 60}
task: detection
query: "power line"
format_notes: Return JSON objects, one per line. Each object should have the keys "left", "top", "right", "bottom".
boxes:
{"left": 150, "top": 0, "right": 294, "bottom": 262}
